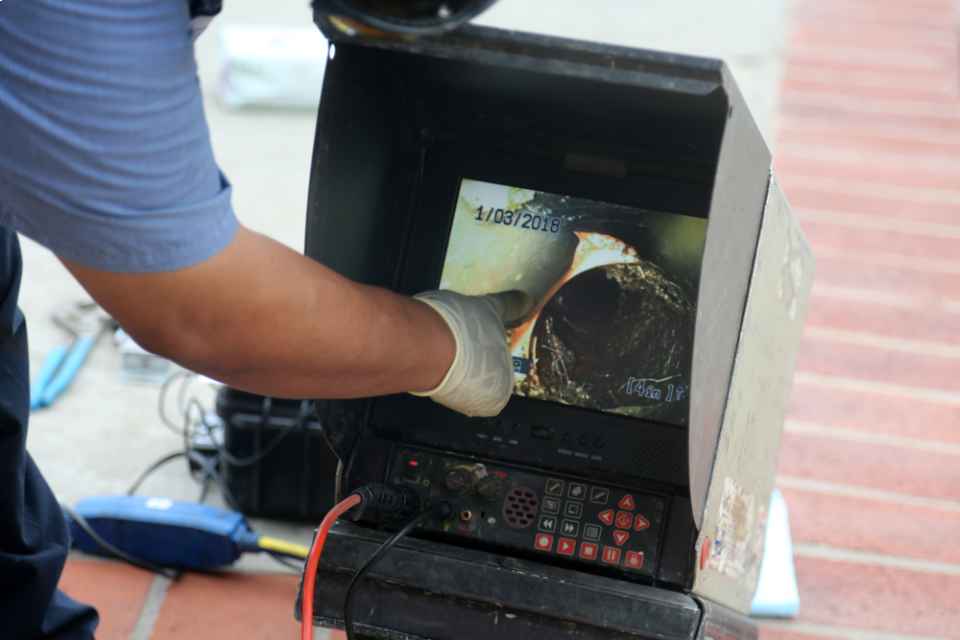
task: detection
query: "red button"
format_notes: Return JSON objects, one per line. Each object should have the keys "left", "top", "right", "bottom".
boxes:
{"left": 612, "top": 530, "right": 630, "bottom": 546}
{"left": 615, "top": 511, "right": 633, "bottom": 529}
{"left": 579, "top": 542, "right": 599, "bottom": 561}
{"left": 598, "top": 509, "right": 615, "bottom": 526}
{"left": 534, "top": 533, "right": 553, "bottom": 552}
{"left": 625, "top": 550, "right": 645, "bottom": 570}
{"left": 618, "top": 494, "right": 636, "bottom": 511}
{"left": 633, "top": 514, "right": 651, "bottom": 531}
{"left": 601, "top": 546, "right": 622, "bottom": 566}
{"left": 557, "top": 537, "right": 576, "bottom": 557}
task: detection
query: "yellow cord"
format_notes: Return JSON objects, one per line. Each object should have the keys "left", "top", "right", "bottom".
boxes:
{"left": 258, "top": 535, "right": 309, "bottom": 559}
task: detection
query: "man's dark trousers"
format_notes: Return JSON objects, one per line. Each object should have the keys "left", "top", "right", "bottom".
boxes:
{"left": 0, "top": 227, "right": 98, "bottom": 639}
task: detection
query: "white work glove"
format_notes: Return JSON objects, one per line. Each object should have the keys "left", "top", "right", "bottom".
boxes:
{"left": 412, "top": 290, "right": 531, "bottom": 418}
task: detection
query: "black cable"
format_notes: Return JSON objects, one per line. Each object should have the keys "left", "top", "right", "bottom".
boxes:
{"left": 266, "top": 552, "right": 303, "bottom": 573}
{"left": 266, "top": 549, "right": 309, "bottom": 561}
{"left": 343, "top": 511, "right": 431, "bottom": 640}
{"left": 203, "top": 398, "right": 310, "bottom": 468}
{"left": 180, "top": 397, "right": 237, "bottom": 506}
{"left": 61, "top": 503, "right": 179, "bottom": 579}
{"left": 132, "top": 400, "right": 225, "bottom": 503}
{"left": 183, "top": 398, "right": 230, "bottom": 498}
{"left": 147, "top": 373, "right": 225, "bottom": 502}
{"left": 126, "top": 451, "right": 186, "bottom": 496}
{"left": 333, "top": 459, "right": 345, "bottom": 504}
{"left": 157, "top": 370, "right": 194, "bottom": 435}
{"left": 197, "top": 473, "right": 212, "bottom": 503}
{"left": 151, "top": 381, "right": 320, "bottom": 513}
{"left": 176, "top": 371, "right": 197, "bottom": 417}
{"left": 186, "top": 449, "right": 240, "bottom": 509}
{"left": 316, "top": 409, "right": 345, "bottom": 503}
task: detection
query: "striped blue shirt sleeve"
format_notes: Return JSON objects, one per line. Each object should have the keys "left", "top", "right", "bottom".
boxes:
{"left": 0, "top": 0, "right": 238, "bottom": 273}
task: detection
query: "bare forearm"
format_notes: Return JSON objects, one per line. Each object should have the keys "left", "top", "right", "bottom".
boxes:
{"left": 205, "top": 276, "right": 454, "bottom": 398}
{"left": 61, "top": 227, "right": 454, "bottom": 398}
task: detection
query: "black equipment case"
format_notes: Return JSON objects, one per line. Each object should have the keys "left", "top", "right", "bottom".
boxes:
{"left": 297, "top": 15, "right": 812, "bottom": 640}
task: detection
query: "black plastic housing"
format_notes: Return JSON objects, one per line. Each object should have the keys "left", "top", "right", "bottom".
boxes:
{"left": 218, "top": 388, "right": 338, "bottom": 521}
{"left": 298, "top": 522, "right": 756, "bottom": 640}
{"left": 305, "top": 22, "right": 769, "bottom": 507}
{"left": 299, "top": 17, "right": 773, "bottom": 639}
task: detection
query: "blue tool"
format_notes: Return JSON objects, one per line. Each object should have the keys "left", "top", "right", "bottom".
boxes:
{"left": 65, "top": 495, "right": 308, "bottom": 571}
{"left": 30, "top": 302, "right": 110, "bottom": 410}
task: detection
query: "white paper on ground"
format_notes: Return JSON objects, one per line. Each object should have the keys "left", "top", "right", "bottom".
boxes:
{"left": 750, "top": 488, "right": 800, "bottom": 618}
{"left": 218, "top": 25, "right": 329, "bottom": 109}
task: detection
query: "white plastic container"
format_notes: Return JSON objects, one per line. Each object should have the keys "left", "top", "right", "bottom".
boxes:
{"left": 218, "top": 25, "right": 329, "bottom": 110}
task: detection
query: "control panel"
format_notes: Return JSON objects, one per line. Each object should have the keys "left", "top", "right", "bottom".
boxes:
{"left": 388, "top": 447, "right": 666, "bottom": 579}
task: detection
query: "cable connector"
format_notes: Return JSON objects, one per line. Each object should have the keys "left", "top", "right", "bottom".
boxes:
{"left": 345, "top": 484, "right": 423, "bottom": 525}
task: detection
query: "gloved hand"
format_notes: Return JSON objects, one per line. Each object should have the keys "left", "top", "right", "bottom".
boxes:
{"left": 412, "top": 290, "right": 532, "bottom": 417}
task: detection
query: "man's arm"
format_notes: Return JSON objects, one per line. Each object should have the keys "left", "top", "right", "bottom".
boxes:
{"left": 62, "top": 226, "right": 456, "bottom": 399}
{"left": 0, "top": 2, "right": 512, "bottom": 415}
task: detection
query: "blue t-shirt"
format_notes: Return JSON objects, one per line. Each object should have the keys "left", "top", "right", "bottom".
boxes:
{"left": 0, "top": 0, "right": 238, "bottom": 273}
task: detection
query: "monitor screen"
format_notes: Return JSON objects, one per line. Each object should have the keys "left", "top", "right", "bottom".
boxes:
{"left": 439, "top": 178, "right": 706, "bottom": 427}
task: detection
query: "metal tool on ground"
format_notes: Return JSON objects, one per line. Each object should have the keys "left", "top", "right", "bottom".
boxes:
{"left": 115, "top": 327, "right": 172, "bottom": 383}
{"left": 30, "top": 301, "right": 113, "bottom": 410}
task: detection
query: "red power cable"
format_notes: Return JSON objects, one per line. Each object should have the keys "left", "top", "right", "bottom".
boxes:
{"left": 301, "top": 493, "right": 363, "bottom": 640}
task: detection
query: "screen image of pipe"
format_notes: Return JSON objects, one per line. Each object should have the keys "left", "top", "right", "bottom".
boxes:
{"left": 439, "top": 179, "right": 707, "bottom": 427}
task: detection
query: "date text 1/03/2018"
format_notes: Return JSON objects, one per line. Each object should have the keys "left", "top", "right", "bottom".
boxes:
{"left": 475, "top": 206, "right": 562, "bottom": 234}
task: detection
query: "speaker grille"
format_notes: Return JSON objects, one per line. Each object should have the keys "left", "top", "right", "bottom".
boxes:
{"left": 502, "top": 486, "right": 538, "bottom": 528}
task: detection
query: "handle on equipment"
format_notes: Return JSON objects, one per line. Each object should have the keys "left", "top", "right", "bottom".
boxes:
{"left": 38, "top": 335, "right": 97, "bottom": 408}
{"left": 29, "top": 345, "right": 69, "bottom": 410}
